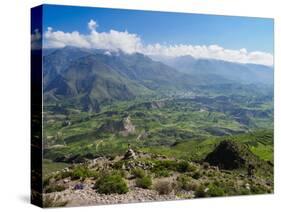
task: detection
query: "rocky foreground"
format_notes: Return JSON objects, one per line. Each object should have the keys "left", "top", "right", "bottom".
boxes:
{"left": 43, "top": 141, "right": 273, "bottom": 207}
{"left": 45, "top": 181, "right": 183, "bottom": 207}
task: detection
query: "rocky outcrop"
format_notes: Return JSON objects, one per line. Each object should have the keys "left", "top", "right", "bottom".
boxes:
{"left": 204, "top": 140, "right": 264, "bottom": 170}
{"left": 120, "top": 116, "right": 135, "bottom": 136}
{"left": 98, "top": 120, "right": 124, "bottom": 133}
{"left": 123, "top": 148, "right": 137, "bottom": 160}
{"left": 128, "top": 100, "right": 166, "bottom": 110}
{"left": 98, "top": 116, "right": 135, "bottom": 136}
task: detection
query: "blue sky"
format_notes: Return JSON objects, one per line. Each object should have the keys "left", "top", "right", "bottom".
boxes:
{"left": 43, "top": 4, "right": 273, "bottom": 53}
{"left": 35, "top": 4, "right": 273, "bottom": 66}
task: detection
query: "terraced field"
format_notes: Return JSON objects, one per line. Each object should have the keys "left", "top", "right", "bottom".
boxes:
{"left": 43, "top": 92, "right": 273, "bottom": 168}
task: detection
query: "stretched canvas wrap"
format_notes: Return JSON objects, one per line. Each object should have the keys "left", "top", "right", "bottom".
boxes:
{"left": 31, "top": 4, "right": 274, "bottom": 208}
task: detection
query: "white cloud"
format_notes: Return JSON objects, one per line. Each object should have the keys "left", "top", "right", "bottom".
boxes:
{"left": 44, "top": 21, "right": 142, "bottom": 54}
{"left": 42, "top": 19, "right": 273, "bottom": 66}
{"left": 88, "top": 19, "right": 98, "bottom": 31}
{"left": 144, "top": 44, "right": 273, "bottom": 66}
{"left": 44, "top": 27, "right": 91, "bottom": 48}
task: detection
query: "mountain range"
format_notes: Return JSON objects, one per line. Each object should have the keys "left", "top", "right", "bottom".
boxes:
{"left": 151, "top": 55, "right": 273, "bottom": 85}
{"left": 42, "top": 47, "right": 273, "bottom": 112}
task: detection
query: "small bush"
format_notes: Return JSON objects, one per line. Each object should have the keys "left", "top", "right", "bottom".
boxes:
{"left": 112, "top": 160, "right": 125, "bottom": 169}
{"left": 177, "top": 174, "right": 189, "bottom": 189}
{"left": 45, "top": 184, "right": 66, "bottom": 193}
{"left": 192, "top": 171, "right": 201, "bottom": 180}
{"left": 131, "top": 168, "right": 146, "bottom": 178}
{"left": 111, "top": 169, "right": 128, "bottom": 178}
{"left": 136, "top": 175, "right": 152, "bottom": 189}
{"left": 176, "top": 161, "right": 196, "bottom": 173}
{"left": 195, "top": 185, "right": 207, "bottom": 198}
{"left": 177, "top": 175, "right": 199, "bottom": 191}
{"left": 239, "top": 188, "right": 251, "bottom": 195}
{"left": 154, "top": 180, "right": 173, "bottom": 195}
{"left": 70, "top": 165, "right": 99, "bottom": 180}
{"left": 153, "top": 160, "right": 177, "bottom": 171}
{"left": 154, "top": 169, "right": 171, "bottom": 177}
{"left": 95, "top": 173, "right": 128, "bottom": 194}
{"left": 195, "top": 184, "right": 225, "bottom": 197}
{"left": 54, "top": 171, "right": 72, "bottom": 181}
{"left": 207, "top": 170, "right": 215, "bottom": 177}
{"left": 250, "top": 183, "right": 268, "bottom": 194}
{"left": 120, "top": 170, "right": 129, "bottom": 179}
{"left": 207, "top": 184, "right": 225, "bottom": 197}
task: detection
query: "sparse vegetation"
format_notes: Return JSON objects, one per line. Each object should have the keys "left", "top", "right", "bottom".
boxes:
{"left": 195, "top": 185, "right": 208, "bottom": 198}
{"left": 154, "top": 169, "right": 171, "bottom": 177}
{"left": 207, "top": 184, "right": 225, "bottom": 197}
{"left": 95, "top": 173, "right": 129, "bottom": 194}
{"left": 136, "top": 175, "right": 152, "bottom": 189}
{"left": 177, "top": 174, "right": 199, "bottom": 191}
{"left": 154, "top": 180, "right": 174, "bottom": 195}
{"left": 131, "top": 168, "right": 146, "bottom": 178}
{"left": 70, "top": 165, "right": 99, "bottom": 180}
{"left": 176, "top": 161, "right": 197, "bottom": 173}
{"left": 44, "top": 184, "right": 66, "bottom": 193}
{"left": 192, "top": 171, "right": 201, "bottom": 180}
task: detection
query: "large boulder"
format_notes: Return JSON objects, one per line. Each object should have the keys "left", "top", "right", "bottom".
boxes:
{"left": 98, "top": 116, "right": 135, "bottom": 136}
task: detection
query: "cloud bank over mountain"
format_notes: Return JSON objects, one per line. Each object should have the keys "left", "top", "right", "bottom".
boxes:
{"left": 36, "top": 19, "right": 273, "bottom": 66}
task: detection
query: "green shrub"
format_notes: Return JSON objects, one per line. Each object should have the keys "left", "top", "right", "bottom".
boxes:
{"left": 54, "top": 171, "right": 72, "bottom": 180}
{"left": 118, "top": 169, "right": 129, "bottom": 178}
{"left": 239, "top": 188, "right": 251, "bottom": 195}
{"left": 112, "top": 160, "right": 125, "bottom": 169}
{"left": 136, "top": 175, "right": 152, "bottom": 189}
{"left": 177, "top": 175, "right": 189, "bottom": 189}
{"left": 154, "top": 169, "right": 171, "bottom": 177}
{"left": 207, "top": 184, "right": 225, "bottom": 197}
{"left": 95, "top": 173, "right": 129, "bottom": 194}
{"left": 154, "top": 180, "right": 173, "bottom": 195}
{"left": 44, "top": 184, "right": 66, "bottom": 193}
{"left": 195, "top": 184, "right": 225, "bottom": 197}
{"left": 176, "top": 161, "right": 196, "bottom": 173}
{"left": 192, "top": 171, "right": 201, "bottom": 180}
{"left": 195, "top": 185, "right": 207, "bottom": 197}
{"left": 176, "top": 175, "right": 199, "bottom": 191}
{"left": 131, "top": 168, "right": 146, "bottom": 178}
{"left": 250, "top": 183, "right": 268, "bottom": 194}
{"left": 153, "top": 160, "right": 177, "bottom": 171}
{"left": 207, "top": 170, "right": 215, "bottom": 177}
{"left": 70, "top": 165, "right": 99, "bottom": 180}
{"left": 110, "top": 169, "right": 128, "bottom": 178}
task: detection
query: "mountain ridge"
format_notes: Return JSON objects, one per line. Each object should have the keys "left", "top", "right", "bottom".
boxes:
{"left": 42, "top": 47, "right": 273, "bottom": 112}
